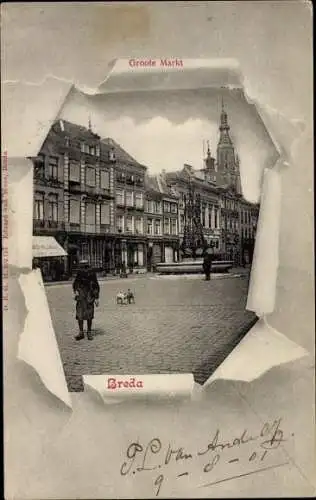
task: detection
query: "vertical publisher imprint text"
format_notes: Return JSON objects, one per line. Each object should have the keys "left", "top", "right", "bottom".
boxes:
{"left": 2, "top": 151, "right": 8, "bottom": 310}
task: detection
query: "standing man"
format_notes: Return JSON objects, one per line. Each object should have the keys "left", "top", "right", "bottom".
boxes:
{"left": 73, "top": 260, "right": 100, "bottom": 341}
{"left": 203, "top": 249, "right": 212, "bottom": 281}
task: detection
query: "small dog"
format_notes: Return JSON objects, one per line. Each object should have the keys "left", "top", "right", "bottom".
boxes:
{"left": 116, "top": 289, "right": 135, "bottom": 305}
{"left": 126, "top": 289, "right": 135, "bottom": 304}
{"left": 116, "top": 292, "right": 128, "bottom": 305}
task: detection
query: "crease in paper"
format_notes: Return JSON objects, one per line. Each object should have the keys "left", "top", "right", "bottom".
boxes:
{"left": 4, "top": 59, "right": 307, "bottom": 408}
{"left": 247, "top": 165, "right": 282, "bottom": 316}
{"left": 18, "top": 269, "right": 72, "bottom": 407}
{"left": 203, "top": 317, "right": 309, "bottom": 387}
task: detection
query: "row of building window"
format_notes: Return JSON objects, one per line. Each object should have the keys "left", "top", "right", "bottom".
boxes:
{"left": 116, "top": 215, "right": 143, "bottom": 234}
{"left": 147, "top": 217, "right": 177, "bottom": 236}
{"left": 34, "top": 194, "right": 58, "bottom": 221}
{"left": 224, "top": 218, "right": 239, "bottom": 232}
{"left": 34, "top": 195, "right": 111, "bottom": 226}
{"left": 35, "top": 155, "right": 59, "bottom": 180}
{"left": 243, "top": 228, "right": 254, "bottom": 239}
{"left": 80, "top": 142, "right": 101, "bottom": 157}
{"left": 116, "top": 172, "right": 144, "bottom": 185}
{"left": 241, "top": 210, "right": 253, "bottom": 224}
{"left": 35, "top": 192, "right": 254, "bottom": 234}
{"left": 146, "top": 200, "right": 162, "bottom": 214}
{"left": 201, "top": 206, "right": 220, "bottom": 229}
{"left": 55, "top": 137, "right": 117, "bottom": 161}
{"left": 34, "top": 193, "right": 178, "bottom": 237}
{"left": 69, "top": 162, "right": 110, "bottom": 189}
{"left": 116, "top": 190, "right": 144, "bottom": 208}
{"left": 36, "top": 155, "right": 112, "bottom": 190}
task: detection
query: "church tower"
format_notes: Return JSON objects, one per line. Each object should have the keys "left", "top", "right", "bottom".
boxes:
{"left": 216, "top": 99, "right": 242, "bottom": 194}
{"left": 204, "top": 141, "right": 216, "bottom": 183}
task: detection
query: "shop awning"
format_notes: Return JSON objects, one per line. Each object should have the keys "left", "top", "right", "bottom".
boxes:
{"left": 32, "top": 236, "right": 67, "bottom": 258}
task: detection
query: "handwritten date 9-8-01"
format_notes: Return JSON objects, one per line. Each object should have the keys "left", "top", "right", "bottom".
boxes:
{"left": 120, "top": 418, "right": 288, "bottom": 479}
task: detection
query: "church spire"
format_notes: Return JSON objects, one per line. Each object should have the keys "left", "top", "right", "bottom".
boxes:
{"left": 206, "top": 140, "right": 211, "bottom": 157}
{"left": 219, "top": 98, "right": 232, "bottom": 142}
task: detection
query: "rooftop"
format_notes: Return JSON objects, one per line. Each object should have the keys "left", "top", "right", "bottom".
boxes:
{"left": 101, "top": 138, "right": 147, "bottom": 169}
{"left": 53, "top": 119, "right": 100, "bottom": 141}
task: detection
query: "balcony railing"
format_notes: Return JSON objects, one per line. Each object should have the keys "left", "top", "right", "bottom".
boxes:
{"left": 34, "top": 175, "right": 64, "bottom": 188}
{"left": 33, "top": 219, "right": 45, "bottom": 228}
{"left": 100, "top": 224, "right": 111, "bottom": 233}
{"left": 33, "top": 219, "right": 65, "bottom": 231}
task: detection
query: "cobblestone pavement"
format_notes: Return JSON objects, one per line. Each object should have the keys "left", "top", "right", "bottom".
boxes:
{"left": 46, "top": 274, "right": 257, "bottom": 392}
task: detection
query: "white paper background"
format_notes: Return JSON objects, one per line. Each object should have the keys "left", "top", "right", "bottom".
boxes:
{"left": 2, "top": 2, "right": 314, "bottom": 498}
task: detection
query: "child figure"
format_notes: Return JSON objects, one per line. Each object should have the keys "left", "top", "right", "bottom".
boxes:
{"left": 126, "top": 289, "right": 135, "bottom": 304}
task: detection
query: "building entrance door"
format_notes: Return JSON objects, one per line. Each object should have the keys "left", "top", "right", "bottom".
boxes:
{"left": 164, "top": 246, "right": 173, "bottom": 263}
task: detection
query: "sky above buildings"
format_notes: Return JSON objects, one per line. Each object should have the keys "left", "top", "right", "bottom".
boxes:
{"left": 60, "top": 83, "right": 278, "bottom": 203}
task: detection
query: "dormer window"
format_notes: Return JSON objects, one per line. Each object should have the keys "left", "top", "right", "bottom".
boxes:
{"left": 65, "top": 137, "right": 70, "bottom": 147}
{"left": 109, "top": 149, "right": 116, "bottom": 162}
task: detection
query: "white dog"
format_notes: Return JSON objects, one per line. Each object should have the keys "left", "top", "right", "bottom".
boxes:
{"left": 116, "top": 291, "right": 128, "bottom": 305}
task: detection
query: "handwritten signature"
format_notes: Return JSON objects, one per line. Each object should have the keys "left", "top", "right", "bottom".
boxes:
{"left": 120, "top": 418, "right": 291, "bottom": 496}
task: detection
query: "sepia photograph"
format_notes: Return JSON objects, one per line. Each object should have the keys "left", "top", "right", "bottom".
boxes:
{"left": 31, "top": 84, "right": 265, "bottom": 391}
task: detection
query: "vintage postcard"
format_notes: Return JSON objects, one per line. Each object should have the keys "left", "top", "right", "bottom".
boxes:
{"left": 2, "top": 2, "right": 314, "bottom": 499}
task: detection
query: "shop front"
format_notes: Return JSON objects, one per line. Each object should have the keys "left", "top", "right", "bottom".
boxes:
{"left": 164, "top": 239, "right": 180, "bottom": 263}
{"left": 32, "top": 235, "right": 68, "bottom": 281}
{"left": 147, "top": 240, "right": 163, "bottom": 271}
{"left": 114, "top": 237, "right": 147, "bottom": 274}
{"left": 66, "top": 234, "right": 116, "bottom": 275}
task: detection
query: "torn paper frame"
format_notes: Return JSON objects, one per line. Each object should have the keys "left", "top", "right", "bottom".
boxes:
{"left": 3, "top": 58, "right": 309, "bottom": 408}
